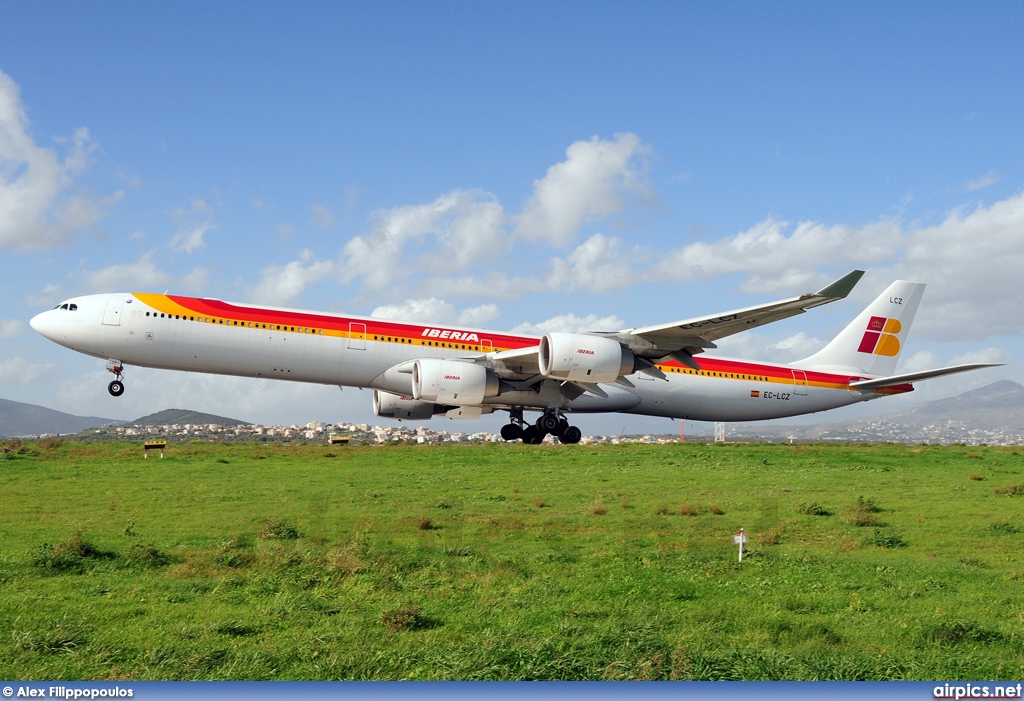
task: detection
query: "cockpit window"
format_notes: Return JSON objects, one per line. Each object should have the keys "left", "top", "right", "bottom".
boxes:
{"left": 54, "top": 303, "right": 78, "bottom": 311}
{"left": 69, "top": 304, "right": 77, "bottom": 311}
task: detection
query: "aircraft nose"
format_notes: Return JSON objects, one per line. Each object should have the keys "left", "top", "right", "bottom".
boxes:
{"left": 29, "top": 311, "right": 60, "bottom": 341}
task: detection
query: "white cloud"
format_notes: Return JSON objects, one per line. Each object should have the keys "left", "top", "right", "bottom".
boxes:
{"left": 0, "top": 70, "right": 120, "bottom": 250}
{"left": 167, "top": 198, "right": 214, "bottom": 254}
{"left": 0, "top": 319, "right": 24, "bottom": 338}
{"left": 371, "top": 297, "right": 501, "bottom": 328}
{"left": 79, "top": 252, "right": 209, "bottom": 294}
{"left": 341, "top": 189, "right": 508, "bottom": 294}
{"left": 337, "top": 137, "right": 651, "bottom": 297}
{"left": 964, "top": 170, "right": 997, "bottom": 192}
{"left": 0, "top": 357, "right": 52, "bottom": 385}
{"left": 890, "top": 192, "right": 1024, "bottom": 340}
{"left": 247, "top": 253, "right": 336, "bottom": 305}
{"left": 949, "top": 347, "right": 1010, "bottom": 366}
{"left": 715, "top": 331, "right": 827, "bottom": 364}
{"left": 420, "top": 271, "right": 550, "bottom": 301}
{"left": 168, "top": 222, "right": 212, "bottom": 254}
{"left": 311, "top": 203, "right": 335, "bottom": 229}
{"left": 510, "top": 313, "right": 625, "bottom": 336}
{"left": 650, "top": 216, "right": 903, "bottom": 294}
{"left": 548, "top": 234, "right": 643, "bottom": 293}
{"left": 26, "top": 283, "right": 63, "bottom": 307}
{"left": 514, "top": 133, "right": 652, "bottom": 246}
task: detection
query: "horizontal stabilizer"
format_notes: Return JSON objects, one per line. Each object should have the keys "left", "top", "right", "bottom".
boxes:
{"left": 849, "top": 363, "right": 1003, "bottom": 391}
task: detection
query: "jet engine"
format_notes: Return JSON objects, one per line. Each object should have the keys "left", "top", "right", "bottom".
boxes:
{"left": 412, "top": 359, "right": 501, "bottom": 405}
{"left": 538, "top": 332, "right": 636, "bottom": 383}
{"left": 372, "top": 390, "right": 447, "bottom": 420}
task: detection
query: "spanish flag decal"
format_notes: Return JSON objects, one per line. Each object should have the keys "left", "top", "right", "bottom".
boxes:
{"left": 857, "top": 316, "right": 902, "bottom": 356}
{"left": 750, "top": 390, "right": 760, "bottom": 397}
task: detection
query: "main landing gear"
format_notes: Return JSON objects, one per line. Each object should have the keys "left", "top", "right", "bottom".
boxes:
{"left": 106, "top": 359, "right": 125, "bottom": 397}
{"left": 501, "top": 409, "right": 582, "bottom": 445}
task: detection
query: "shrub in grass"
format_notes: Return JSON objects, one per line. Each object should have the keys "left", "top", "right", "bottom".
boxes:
{"left": 444, "top": 546, "right": 474, "bottom": 557}
{"left": 925, "top": 621, "right": 1004, "bottom": 645}
{"left": 532, "top": 497, "right": 546, "bottom": 508}
{"left": 856, "top": 496, "right": 883, "bottom": 512}
{"left": 380, "top": 605, "right": 425, "bottom": 633}
{"left": 258, "top": 518, "right": 301, "bottom": 540}
{"left": 37, "top": 437, "right": 63, "bottom": 451}
{"left": 124, "top": 542, "right": 172, "bottom": 568}
{"left": 969, "top": 474, "right": 985, "bottom": 481}
{"left": 213, "top": 621, "right": 260, "bottom": 637}
{"left": 985, "top": 522, "right": 1019, "bottom": 534}
{"left": 993, "top": 483, "right": 1024, "bottom": 495}
{"left": 864, "top": 529, "right": 907, "bottom": 548}
{"left": 707, "top": 504, "right": 725, "bottom": 515}
{"left": 844, "top": 496, "right": 884, "bottom": 526}
{"left": 798, "top": 501, "right": 833, "bottom": 516}
{"left": 416, "top": 516, "right": 435, "bottom": 530}
{"left": 678, "top": 502, "right": 699, "bottom": 516}
{"left": 30, "top": 532, "right": 116, "bottom": 572}
{"left": 12, "top": 616, "right": 88, "bottom": 653}
{"left": 760, "top": 527, "right": 783, "bottom": 545}
{"left": 588, "top": 503, "right": 608, "bottom": 516}
{"left": 653, "top": 504, "right": 672, "bottom": 515}
{"left": 2, "top": 439, "right": 27, "bottom": 455}
{"left": 326, "top": 548, "right": 365, "bottom": 574}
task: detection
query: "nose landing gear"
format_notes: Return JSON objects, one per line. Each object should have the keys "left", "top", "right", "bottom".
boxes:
{"left": 500, "top": 409, "right": 582, "bottom": 445}
{"left": 106, "top": 358, "right": 125, "bottom": 397}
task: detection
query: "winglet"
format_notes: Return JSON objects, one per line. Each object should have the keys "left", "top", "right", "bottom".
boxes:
{"left": 814, "top": 270, "right": 865, "bottom": 300}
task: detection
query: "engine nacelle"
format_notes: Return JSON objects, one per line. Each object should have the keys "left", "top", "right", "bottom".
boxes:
{"left": 412, "top": 359, "right": 500, "bottom": 405}
{"left": 538, "top": 332, "right": 635, "bottom": 383}
{"left": 373, "top": 390, "right": 445, "bottom": 421}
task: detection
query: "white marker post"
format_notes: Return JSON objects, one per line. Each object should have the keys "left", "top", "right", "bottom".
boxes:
{"left": 732, "top": 529, "right": 747, "bottom": 562}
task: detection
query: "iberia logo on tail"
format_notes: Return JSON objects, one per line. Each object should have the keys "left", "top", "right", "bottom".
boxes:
{"left": 857, "top": 316, "right": 902, "bottom": 356}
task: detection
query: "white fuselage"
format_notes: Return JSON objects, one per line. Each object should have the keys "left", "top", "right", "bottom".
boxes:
{"left": 30, "top": 292, "right": 902, "bottom": 423}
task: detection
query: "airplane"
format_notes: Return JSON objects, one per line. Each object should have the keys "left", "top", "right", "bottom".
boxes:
{"left": 29, "top": 270, "right": 1000, "bottom": 444}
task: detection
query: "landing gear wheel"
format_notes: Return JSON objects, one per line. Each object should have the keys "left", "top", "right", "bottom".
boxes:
{"left": 521, "top": 426, "right": 544, "bottom": 445}
{"left": 108, "top": 380, "right": 125, "bottom": 397}
{"left": 558, "top": 418, "right": 570, "bottom": 434}
{"left": 537, "top": 412, "right": 561, "bottom": 434}
{"left": 500, "top": 424, "right": 522, "bottom": 441}
{"left": 558, "top": 425, "right": 582, "bottom": 444}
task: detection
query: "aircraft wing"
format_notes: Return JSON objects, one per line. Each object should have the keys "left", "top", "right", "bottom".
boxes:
{"left": 621, "top": 270, "right": 865, "bottom": 353}
{"left": 849, "top": 363, "right": 1004, "bottom": 391}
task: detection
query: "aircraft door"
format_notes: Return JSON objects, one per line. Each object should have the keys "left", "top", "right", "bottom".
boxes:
{"left": 792, "top": 370, "right": 808, "bottom": 395}
{"left": 348, "top": 322, "right": 366, "bottom": 350}
{"left": 102, "top": 298, "right": 124, "bottom": 326}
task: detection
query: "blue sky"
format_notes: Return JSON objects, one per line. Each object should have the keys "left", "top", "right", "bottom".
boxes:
{"left": 2, "top": 2, "right": 1022, "bottom": 432}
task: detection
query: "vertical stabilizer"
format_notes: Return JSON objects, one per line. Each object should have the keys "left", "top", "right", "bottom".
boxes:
{"left": 797, "top": 281, "right": 926, "bottom": 376}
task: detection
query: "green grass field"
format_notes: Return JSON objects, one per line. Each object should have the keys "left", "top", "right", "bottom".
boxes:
{"left": 1, "top": 439, "right": 1023, "bottom": 680}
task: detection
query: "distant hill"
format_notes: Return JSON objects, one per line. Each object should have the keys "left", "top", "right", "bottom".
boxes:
{"left": 0, "top": 398, "right": 119, "bottom": 437}
{"left": 126, "top": 408, "right": 250, "bottom": 427}
{"left": 874, "top": 379, "right": 1024, "bottom": 432}
{"left": 731, "top": 380, "right": 1024, "bottom": 443}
